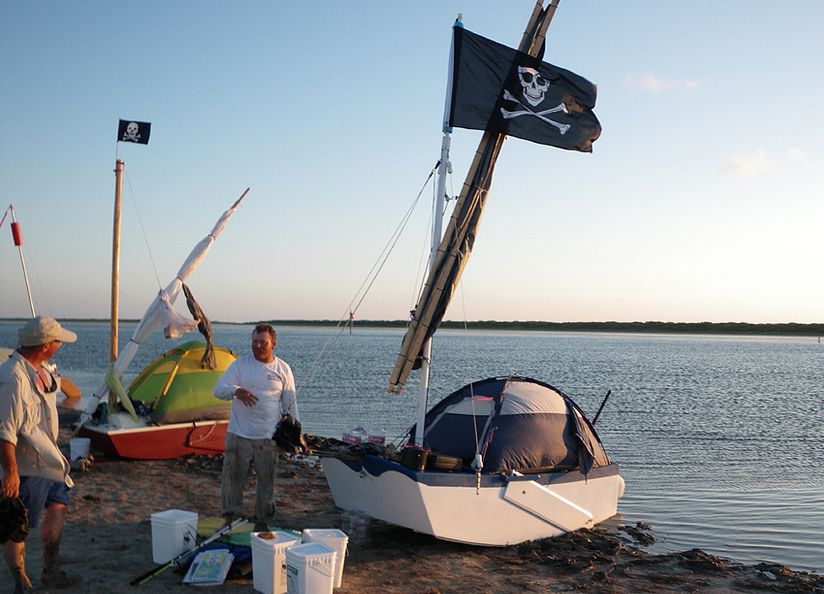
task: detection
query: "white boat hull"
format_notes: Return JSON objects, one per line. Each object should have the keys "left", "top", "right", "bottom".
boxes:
{"left": 321, "top": 455, "right": 624, "bottom": 546}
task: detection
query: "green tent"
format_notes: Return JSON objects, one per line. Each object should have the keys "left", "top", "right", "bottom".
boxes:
{"left": 128, "top": 340, "right": 237, "bottom": 424}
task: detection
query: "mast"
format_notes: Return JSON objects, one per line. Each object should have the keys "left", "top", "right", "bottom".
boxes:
{"left": 413, "top": 15, "right": 460, "bottom": 447}
{"left": 8, "top": 207, "right": 36, "bottom": 316}
{"left": 414, "top": 130, "right": 452, "bottom": 446}
{"left": 111, "top": 159, "right": 124, "bottom": 361}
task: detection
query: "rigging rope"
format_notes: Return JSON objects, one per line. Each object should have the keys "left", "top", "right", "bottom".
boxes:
{"left": 408, "top": 176, "right": 437, "bottom": 323}
{"left": 24, "top": 242, "right": 51, "bottom": 315}
{"left": 296, "top": 163, "right": 439, "bottom": 398}
{"left": 124, "top": 170, "right": 163, "bottom": 291}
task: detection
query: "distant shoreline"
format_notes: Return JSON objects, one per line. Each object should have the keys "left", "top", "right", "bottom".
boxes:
{"left": 5, "top": 318, "right": 822, "bottom": 337}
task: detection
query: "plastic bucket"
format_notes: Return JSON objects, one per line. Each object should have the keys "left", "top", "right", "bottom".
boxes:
{"left": 69, "top": 437, "right": 90, "bottom": 461}
{"left": 150, "top": 509, "right": 198, "bottom": 563}
{"left": 285, "top": 542, "right": 336, "bottom": 594}
{"left": 251, "top": 531, "right": 301, "bottom": 594}
{"left": 301, "top": 529, "right": 348, "bottom": 588}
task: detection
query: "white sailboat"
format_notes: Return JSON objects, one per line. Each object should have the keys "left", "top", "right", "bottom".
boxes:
{"left": 321, "top": 1, "right": 624, "bottom": 546}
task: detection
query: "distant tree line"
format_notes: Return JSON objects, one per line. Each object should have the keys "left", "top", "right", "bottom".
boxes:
{"left": 254, "top": 319, "right": 824, "bottom": 336}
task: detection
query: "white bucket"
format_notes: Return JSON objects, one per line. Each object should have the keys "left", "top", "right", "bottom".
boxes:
{"left": 285, "top": 542, "right": 336, "bottom": 594}
{"left": 301, "top": 529, "right": 348, "bottom": 588}
{"left": 69, "top": 437, "right": 91, "bottom": 461}
{"left": 150, "top": 509, "right": 198, "bottom": 563}
{"left": 251, "top": 531, "right": 301, "bottom": 594}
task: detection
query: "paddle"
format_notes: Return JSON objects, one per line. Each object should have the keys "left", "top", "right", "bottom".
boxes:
{"left": 129, "top": 518, "right": 247, "bottom": 586}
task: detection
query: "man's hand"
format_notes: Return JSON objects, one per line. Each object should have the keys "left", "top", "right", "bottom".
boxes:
{"left": 0, "top": 470, "right": 20, "bottom": 499}
{"left": 234, "top": 388, "right": 258, "bottom": 407}
{"left": 0, "top": 440, "right": 19, "bottom": 498}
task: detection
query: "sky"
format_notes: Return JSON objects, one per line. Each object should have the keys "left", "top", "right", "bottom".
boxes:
{"left": 1, "top": 1, "right": 823, "bottom": 324}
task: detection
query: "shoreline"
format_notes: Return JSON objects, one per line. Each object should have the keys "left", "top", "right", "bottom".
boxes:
{"left": 7, "top": 425, "right": 820, "bottom": 594}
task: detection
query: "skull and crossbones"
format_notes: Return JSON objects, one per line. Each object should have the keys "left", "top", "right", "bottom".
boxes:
{"left": 500, "top": 66, "right": 570, "bottom": 135}
{"left": 122, "top": 122, "right": 141, "bottom": 142}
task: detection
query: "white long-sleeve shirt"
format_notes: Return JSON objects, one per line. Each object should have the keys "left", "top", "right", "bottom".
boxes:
{"left": 0, "top": 352, "right": 74, "bottom": 486}
{"left": 213, "top": 354, "right": 298, "bottom": 440}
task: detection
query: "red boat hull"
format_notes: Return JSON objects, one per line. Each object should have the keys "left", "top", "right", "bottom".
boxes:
{"left": 77, "top": 420, "right": 228, "bottom": 460}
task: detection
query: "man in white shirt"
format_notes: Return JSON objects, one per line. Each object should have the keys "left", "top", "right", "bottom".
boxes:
{"left": 0, "top": 316, "right": 80, "bottom": 593}
{"left": 213, "top": 324, "right": 298, "bottom": 531}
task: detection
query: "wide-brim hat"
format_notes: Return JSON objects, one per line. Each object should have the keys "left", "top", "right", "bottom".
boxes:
{"left": 18, "top": 316, "right": 78, "bottom": 347}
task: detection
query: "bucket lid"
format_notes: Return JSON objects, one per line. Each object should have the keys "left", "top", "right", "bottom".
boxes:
{"left": 151, "top": 509, "right": 198, "bottom": 523}
{"left": 251, "top": 531, "right": 301, "bottom": 549}
{"left": 302, "top": 528, "right": 348, "bottom": 542}
{"left": 285, "top": 542, "right": 336, "bottom": 563}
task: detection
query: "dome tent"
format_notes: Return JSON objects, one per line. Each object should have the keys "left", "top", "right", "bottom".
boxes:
{"left": 127, "top": 340, "right": 237, "bottom": 424}
{"left": 415, "top": 376, "right": 611, "bottom": 475}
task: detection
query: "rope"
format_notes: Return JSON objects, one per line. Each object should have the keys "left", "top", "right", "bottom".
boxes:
{"left": 123, "top": 170, "right": 163, "bottom": 290}
{"left": 24, "top": 242, "right": 51, "bottom": 315}
{"left": 296, "top": 163, "right": 438, "bottom": 398}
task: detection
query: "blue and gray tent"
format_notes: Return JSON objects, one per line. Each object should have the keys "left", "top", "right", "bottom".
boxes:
{"left": 410, "top": 376, "right": 611, "bottom": 475}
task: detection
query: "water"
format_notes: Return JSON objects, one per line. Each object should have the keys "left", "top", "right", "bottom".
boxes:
{"left": 2, "top": 321, "right": 822, "bottom": 573}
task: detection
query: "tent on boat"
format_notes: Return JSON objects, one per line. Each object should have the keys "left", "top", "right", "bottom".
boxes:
{"left": 413, "top": 376, "right": 611, "bottom": 475}
{"left": 127, "top": 340, "right": 237, "bottom": 424}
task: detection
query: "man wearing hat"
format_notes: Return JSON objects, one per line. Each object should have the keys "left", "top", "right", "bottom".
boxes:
{"left": 0, "top": 316, "right": 79, "bottom": 592}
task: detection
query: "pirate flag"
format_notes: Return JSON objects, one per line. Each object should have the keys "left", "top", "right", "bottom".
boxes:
{"left": 117, "top": 119, "right": 151, "bottom": 145}
{"left": 447, "top": 27, "right": 600, "bottom": 152}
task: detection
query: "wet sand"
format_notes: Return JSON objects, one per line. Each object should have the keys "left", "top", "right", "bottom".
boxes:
{"left": 4, "top": 427, "right": 822, "bottom": 594}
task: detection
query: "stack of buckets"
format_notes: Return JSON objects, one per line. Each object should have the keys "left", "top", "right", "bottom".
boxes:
{"left": 251, "top": 528, "right": 348, "bottom": 594}
{"left": 150, "top": 509, "right": 199, "bottom": 563}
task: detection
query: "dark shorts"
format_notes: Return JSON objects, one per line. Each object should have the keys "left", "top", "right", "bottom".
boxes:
{"left": 19, "top": 476, "right": 70, "bottom": 528}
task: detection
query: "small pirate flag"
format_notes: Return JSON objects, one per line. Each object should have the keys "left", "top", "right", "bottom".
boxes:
{"left": 448, "top": 27, "right": 600, "bottom": 152}
{"left": 117, "top": 119, "right": 151, "bottom": 145}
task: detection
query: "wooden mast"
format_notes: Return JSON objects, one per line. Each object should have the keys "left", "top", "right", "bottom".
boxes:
{"left": 111, "top": 159, "right": 124, "bottom": 362}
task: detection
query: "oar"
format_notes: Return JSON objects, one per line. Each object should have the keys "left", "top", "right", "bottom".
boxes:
{"left": 129, "top": 518, "right": 247, "bottom": 586}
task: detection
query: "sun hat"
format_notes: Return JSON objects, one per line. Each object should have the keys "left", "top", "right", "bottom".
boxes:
{"left": 18, "top": 316, "right": 77, "bottom": 347}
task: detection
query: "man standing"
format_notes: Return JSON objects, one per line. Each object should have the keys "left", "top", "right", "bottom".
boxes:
{"left": 0, "top": 316, "right": 79, "bottom": 592}
{"left": 214, "top": 323, "right": 298, "bottom": 531}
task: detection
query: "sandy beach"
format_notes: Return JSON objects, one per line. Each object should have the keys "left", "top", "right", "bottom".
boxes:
{"left": 3, "top": 424, "right": 822, "bottom": 594}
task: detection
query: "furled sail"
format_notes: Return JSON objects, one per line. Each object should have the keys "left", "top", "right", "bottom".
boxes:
{"left": 388, "top": 4, "right": 557, "bottom": 393}
{"left": 79, "top": 189, "right": 248, "bottom": 426}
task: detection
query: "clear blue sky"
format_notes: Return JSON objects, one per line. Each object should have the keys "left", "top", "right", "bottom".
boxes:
{"left": 2, "top": 1, "right": 822, "bottom": 324}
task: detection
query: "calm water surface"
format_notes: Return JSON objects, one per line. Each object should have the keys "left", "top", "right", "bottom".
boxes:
{"left": 1, "top": 322, "right": 821, "bottom": 573}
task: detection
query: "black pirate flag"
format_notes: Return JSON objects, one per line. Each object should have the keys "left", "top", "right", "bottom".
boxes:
{"left": 117, "top": 119, "right": 151, "bottom": 145}
{"left": 447, "top": 27, "right": 600, "bottom": 152}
